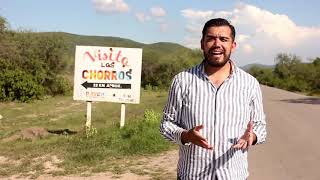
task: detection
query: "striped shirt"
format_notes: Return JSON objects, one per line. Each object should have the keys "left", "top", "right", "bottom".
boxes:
{"left": 160, "top": 61, "right": 267, "bottom": 180}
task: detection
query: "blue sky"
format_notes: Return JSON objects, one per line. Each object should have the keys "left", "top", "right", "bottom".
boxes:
{"left": 1, "top": 0, "right": 320, "bottom": 66}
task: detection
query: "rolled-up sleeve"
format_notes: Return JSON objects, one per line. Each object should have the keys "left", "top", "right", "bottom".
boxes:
{"left": 160, "top": 76, "right": 187, "bottom": 146}
{"left": 251, "top": 83, "right": 267, "bottom": 145}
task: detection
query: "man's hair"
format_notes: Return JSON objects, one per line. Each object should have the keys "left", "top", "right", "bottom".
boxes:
{"left": 202, "top": 18, "right": 236, "bottom": 41}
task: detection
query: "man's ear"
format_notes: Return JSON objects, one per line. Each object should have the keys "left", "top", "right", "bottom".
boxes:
{"left": 200, "top": 39, "right": 204, "bottom": 50}
{"left": 231, "top": 41, "right": 237, "bottom": 52}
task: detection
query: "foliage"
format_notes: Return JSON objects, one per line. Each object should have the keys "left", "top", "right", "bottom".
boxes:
{"left": 62, "top": 32, "right": 203, "bottom": 89}
{"left": 85, "top": 126, "right": 98, "bottom": 138}
{"left": 248, "top": 53, "right": 320, "bottom": 95}
{"left": 45, "top": 76, "right": 72, "bottom": 96}
{"left": 0, "top": 16, "right": 71, "bottom": 102}
{"left": 0, "top": 70, "right": 44, "bottom": 102}
{"left": 142, "top": 49, "right": 202, "bottom": 89}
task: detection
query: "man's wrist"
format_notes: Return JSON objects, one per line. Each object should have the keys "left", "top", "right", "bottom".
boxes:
{"left": 181, "top": 130, "right": 190, "bottom": 144}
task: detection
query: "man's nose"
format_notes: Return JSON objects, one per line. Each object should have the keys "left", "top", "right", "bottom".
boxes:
{"left": 213, "top": 38, "right": 221, "bottom": 47}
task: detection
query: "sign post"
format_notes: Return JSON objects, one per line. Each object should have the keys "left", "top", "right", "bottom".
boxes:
{"left": 73, "top": 46, "right": 142, "bottom": 128}
{"left": 120, "top": 103, "right": 126, "bottom": 128}
{"left": 86, "top": 101, "right": 92, "bottom": 128}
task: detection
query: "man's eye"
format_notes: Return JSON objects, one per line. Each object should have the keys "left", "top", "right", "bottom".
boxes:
{"left": 220, "top": 38, "right": 228, "bottom": 42}
{"left": 206, "top": 38, "right": 213, "bottom": 42}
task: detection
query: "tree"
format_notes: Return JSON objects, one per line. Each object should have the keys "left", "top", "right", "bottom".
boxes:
{"left": 248, "top": 66, "right": 275, "bottom": 87}
{"left": 249, "top": 53, "right": 320, "bottom": 94}
{"left": 0, "top": 16, "right": 7, "bottom": 34}
{"left": 0, "top": 16, "right": 71, "bottom": 101}
{"left": 274, "top": 53, "right": 302, "bottom": 79}
{"left": 311, "top": 57, "right": 320, "bottom": 93}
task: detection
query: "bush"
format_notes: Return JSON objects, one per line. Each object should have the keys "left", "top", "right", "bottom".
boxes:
{"left": 248, "top": 53, "right": 320, "bottom": 95}
{"left": 46, "top": 76, "right": 72, "bottom": 96}
{"left": 142, "top": 60, "right": 190, "bottom": 89}
{"left": 0, "top": 17, "right": 70, "bottom": 101}
{"left": 117, "top": 109, "right": 169, "bottom": 154}
{"left": 0, "top": 70, "right": 44, "bottom": 102}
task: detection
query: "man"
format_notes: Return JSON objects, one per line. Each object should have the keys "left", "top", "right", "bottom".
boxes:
{"left": 160, "top": 18, "right": 267, "bottom": 180}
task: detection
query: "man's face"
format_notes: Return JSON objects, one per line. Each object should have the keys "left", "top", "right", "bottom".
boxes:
{"left": 201, "top": 26, "right": 236, "bottom": 67}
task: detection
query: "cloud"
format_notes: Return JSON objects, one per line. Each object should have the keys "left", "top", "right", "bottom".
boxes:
{"left": 181, "top": 3, "right": 320, "bottom": 65}
{"left": 135, "top": 12, "right": 151, "bottom": 23}
{"left": 134, "top": 6, "right": 168, "bottom": 32}
{"left": 237, "top": 34, "right": 250, "bottom": 43}
{"left": 242, "top": 44, "right": 254, "bottom": 54}
{"left": 92, "top": 0, "right": 129, "bottom": 14}
{"left": 160, "top": 23, "right": 169, "bottom": 32}
{"left": 150, "top": 7, "right": 166, "bottom": 17}
{"left": 181, "top": 9, "right": 214, "bottom": 20}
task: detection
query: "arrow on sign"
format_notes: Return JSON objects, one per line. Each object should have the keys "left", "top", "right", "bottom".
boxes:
{"left": 81, "top": 81, "right": 131, "bottom": 89}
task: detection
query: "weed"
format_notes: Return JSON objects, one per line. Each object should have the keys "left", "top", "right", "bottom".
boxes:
{"left": 85, "top": 126, "right": 98, "bottom": 138}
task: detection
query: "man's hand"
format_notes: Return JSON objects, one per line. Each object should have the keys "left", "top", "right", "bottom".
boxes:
{"left": 233, "top": 121, "right": 257, "bottom": 150}
{"left": 181, "top": 125, "right": 213, "bottom": 150}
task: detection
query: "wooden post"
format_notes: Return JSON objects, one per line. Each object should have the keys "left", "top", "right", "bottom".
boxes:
{"left": 120, "top": 103, "right": 126, "bottom": 128}
{"left": 86, "top": 101, "right": 92, "bottom": 128}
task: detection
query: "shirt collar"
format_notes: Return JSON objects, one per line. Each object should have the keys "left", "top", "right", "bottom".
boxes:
{"left": 198, "top": 59, "right": 238, "bottom": 79}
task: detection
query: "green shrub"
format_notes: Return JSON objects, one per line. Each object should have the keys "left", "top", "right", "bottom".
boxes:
{"left": 47, "top": 76, "right": 72, "bottom": 96}
{"left": 0, "top": 18, "right": 70, "bottom": 101}
{"left": 249, "top": 53, "right": 320, "bottom": 95}
{"left": 0, "top": 70, "right": 44, "bottom": 102}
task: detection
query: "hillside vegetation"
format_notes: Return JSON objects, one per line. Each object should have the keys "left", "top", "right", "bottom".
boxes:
{"left": 248, "top": 53, "right": 320, "bottom": 95}
{"left": 0, "top": 18, "right": 72, "bottom": 102}
{"left": 59, "top": 32, "right": 202, "bottom": 87}
{"left": 241, "top": 63, "right": 274, "bottom": 71}
{"left": 0, "top": 16, "right": 202, "bottom": 102}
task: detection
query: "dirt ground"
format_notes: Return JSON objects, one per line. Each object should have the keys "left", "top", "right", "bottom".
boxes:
{"left": 1, "top": 150, "right": 178, "bottom": 180}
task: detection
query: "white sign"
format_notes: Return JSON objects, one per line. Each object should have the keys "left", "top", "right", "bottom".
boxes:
{"left": 73, "top": 46, "right": 142, "bottom": 104}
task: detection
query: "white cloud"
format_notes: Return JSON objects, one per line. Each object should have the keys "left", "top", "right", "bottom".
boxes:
{"left": 237, "top": 34, "right": 250, "bottom": 43}
{"left": 150, "top": 7, "right": 166, "bottom": 17}
{"left": 185, "top": 24, "right": 201, "bottom": 34}
{"left": 181, "top": 3, "right": 320, "bottom": 65}
{"left": 135, "top": 12, "right": 151, "bottom": 23}
{"left": 181, "top": 9, "right": 214, "bottom": 20}
{"left": 242, "top": 44, "right": 254, "bottom": 54}
{"left": 160, "top": 23, "right": 169, "bottom": 32}
{"left": 92, "top": 0, "right": 129, "bottom": 14}
{"left": 183, "top": 36, "right": 201, "bottom": 49}
{"left": 133, "top": 7, "right": 169, "bottom": 32}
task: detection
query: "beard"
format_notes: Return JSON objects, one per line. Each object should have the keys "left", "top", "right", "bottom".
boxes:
{"left": 204, "top": 52, "right": 231, "bottom": 67}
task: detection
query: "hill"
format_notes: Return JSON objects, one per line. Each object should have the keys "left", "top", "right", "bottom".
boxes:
{"left": 241, "top": 63, "right": 275, "bottom": 71}
{"left": 35, "top": 32, "right": 201, "bottom": 65}
{"left": 21, "top": 32, "right": 203, "bottom": 89}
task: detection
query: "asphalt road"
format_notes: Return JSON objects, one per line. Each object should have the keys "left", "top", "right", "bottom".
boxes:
{"left": 249, "top": 85, "right": 320, "bottom": 180}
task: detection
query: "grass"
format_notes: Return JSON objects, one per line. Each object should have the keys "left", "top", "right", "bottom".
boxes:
{"left": 0, "top": 90, "right": 176, "bottom": 178}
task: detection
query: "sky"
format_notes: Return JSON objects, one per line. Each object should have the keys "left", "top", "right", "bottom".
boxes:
{"left": 1, "top": 0, "right": 320, "bottom": 66}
